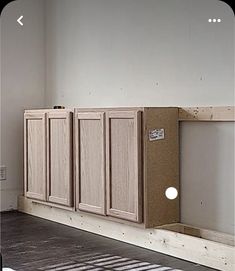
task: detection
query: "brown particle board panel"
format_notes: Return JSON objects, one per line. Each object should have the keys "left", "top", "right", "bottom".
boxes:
{"left": 143, "top": 107, "right": 179, "bottom": 228}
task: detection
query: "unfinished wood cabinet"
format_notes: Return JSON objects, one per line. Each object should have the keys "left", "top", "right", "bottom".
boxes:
{"left": 106, "top": 111, "right": 142, "bottom": 222}
{"left": 75, "top": 112, "right": 105, "bottom": 215}
{"left": 25, "top": 107, "right": 179, "bottom": 227}
{"left": 24, "top": 112, "right": 46, "bottom": 200}
{"left": 74, "top": 107, "right": 179, "bottom": 228}
{"left": 47, "top": 112, "right": 73, "bottom": 206}
{"left": 24, "top": 109, "right": 73, "bottom": 207}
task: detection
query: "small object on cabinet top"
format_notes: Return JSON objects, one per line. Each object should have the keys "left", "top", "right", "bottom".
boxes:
{"left": 53, "top": 105, "right": 65, "bottom": 109}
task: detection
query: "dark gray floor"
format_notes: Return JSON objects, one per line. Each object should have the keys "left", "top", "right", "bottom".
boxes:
{"left": 1, "top": 211, "right": 216, "bottom": 271}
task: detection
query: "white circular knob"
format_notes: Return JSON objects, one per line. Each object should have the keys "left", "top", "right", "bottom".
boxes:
{"left": 165, "top": 187, "right": 178, "bottom": 200}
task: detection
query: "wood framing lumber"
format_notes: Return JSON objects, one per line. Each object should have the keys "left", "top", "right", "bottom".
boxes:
{"left": 179, "top": 106, "right": 235, "bottom": 121}
{"left": 18, "top": 196, "right": 235, "bottom": 271}
{"left": 157, "top": 223, "right": 234, "bottom": 246}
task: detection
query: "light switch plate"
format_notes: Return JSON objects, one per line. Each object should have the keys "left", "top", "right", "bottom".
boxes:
{"left": 0, "top": 166, "right": 7, "bottom": 181}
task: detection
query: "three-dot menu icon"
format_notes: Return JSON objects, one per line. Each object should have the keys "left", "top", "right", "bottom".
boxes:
{"left": 208, "top": 18, "right": 221, "bottom": 23}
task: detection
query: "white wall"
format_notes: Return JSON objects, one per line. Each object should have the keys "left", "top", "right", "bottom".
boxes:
{"left": 0, "top": 0, "right": 46, "bottom": 211}
{"left": 181, "top": 122, "right": 234, "bottom": 234}
{"left": 45, "top": 0, "right": 234, "bottom": 234}
{"left": 45, "top": 0, "right": 234, "bottom": 108}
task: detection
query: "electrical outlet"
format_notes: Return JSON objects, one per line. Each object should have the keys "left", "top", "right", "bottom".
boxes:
{"left": 0, "top": 166, "right": 7, "bottom": 181}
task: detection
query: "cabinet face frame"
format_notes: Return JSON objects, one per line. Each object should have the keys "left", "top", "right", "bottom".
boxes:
{"left": 24, "top": 112, "right": 47, "bottom": 201}
{"left": 75, "top": 112, "right": 106, "bottom": 215}
{"left": 106, "top": 110, "right": 142, "bottom": 223}
{"left": 46, "top": 111, "right": 73, "bottom": 206}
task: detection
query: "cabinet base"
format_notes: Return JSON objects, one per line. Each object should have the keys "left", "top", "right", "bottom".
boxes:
{"left": 18, "top": 196, "right": 234, "bottom": 271}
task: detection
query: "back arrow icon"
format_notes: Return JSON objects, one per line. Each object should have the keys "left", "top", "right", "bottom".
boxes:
{"left": 17, "top": 16, "right": 23, "bottom": 26}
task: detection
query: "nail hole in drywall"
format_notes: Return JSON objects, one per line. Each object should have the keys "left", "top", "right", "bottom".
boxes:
{"left": 165, "top": 187, "right": 178, "bottom": 200}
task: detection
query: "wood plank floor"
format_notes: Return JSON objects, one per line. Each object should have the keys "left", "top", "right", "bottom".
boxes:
{"left": 1, "top": 211, "right": 216, "bottom": 271}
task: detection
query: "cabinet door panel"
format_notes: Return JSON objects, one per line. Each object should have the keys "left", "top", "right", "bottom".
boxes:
{"left": 75, "top": 112, "right": 105, "bottom": 215}
{"left": 47, "top": 112, "right": 73, "bottom": 206}
{"left": 106, "top": 111, "right": 142, "bottom": 222}
{"left": 24, "top": 113, "right": 46, "bottom": 200}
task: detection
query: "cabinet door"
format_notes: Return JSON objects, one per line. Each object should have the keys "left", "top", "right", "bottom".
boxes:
{"left": 106, "top": 111, "right": 142, "bottom": 222}
{"left": 24, "top": 112, "right": 46, "bottom": 200}
{"left": 47, "top": 111, "right": 73, "bottom": 206}
{"left": 75, "top": 112, "right": 105, "bottom": 215}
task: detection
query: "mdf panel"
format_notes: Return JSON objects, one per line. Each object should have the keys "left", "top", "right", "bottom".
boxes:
{"left": 47, "top": 112, "right": 73, "bottom": 206}
{"left": 106, "top": 111, "right": 142, "bottom": 223}
{"left": 143, "top": 107, "right": 179, "bottom": 227}
{"left": 24, "top": 113, "right": 46, "bottom": 200}
{"left": 75, "top": 112, "right": 106, "bottom": 215}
